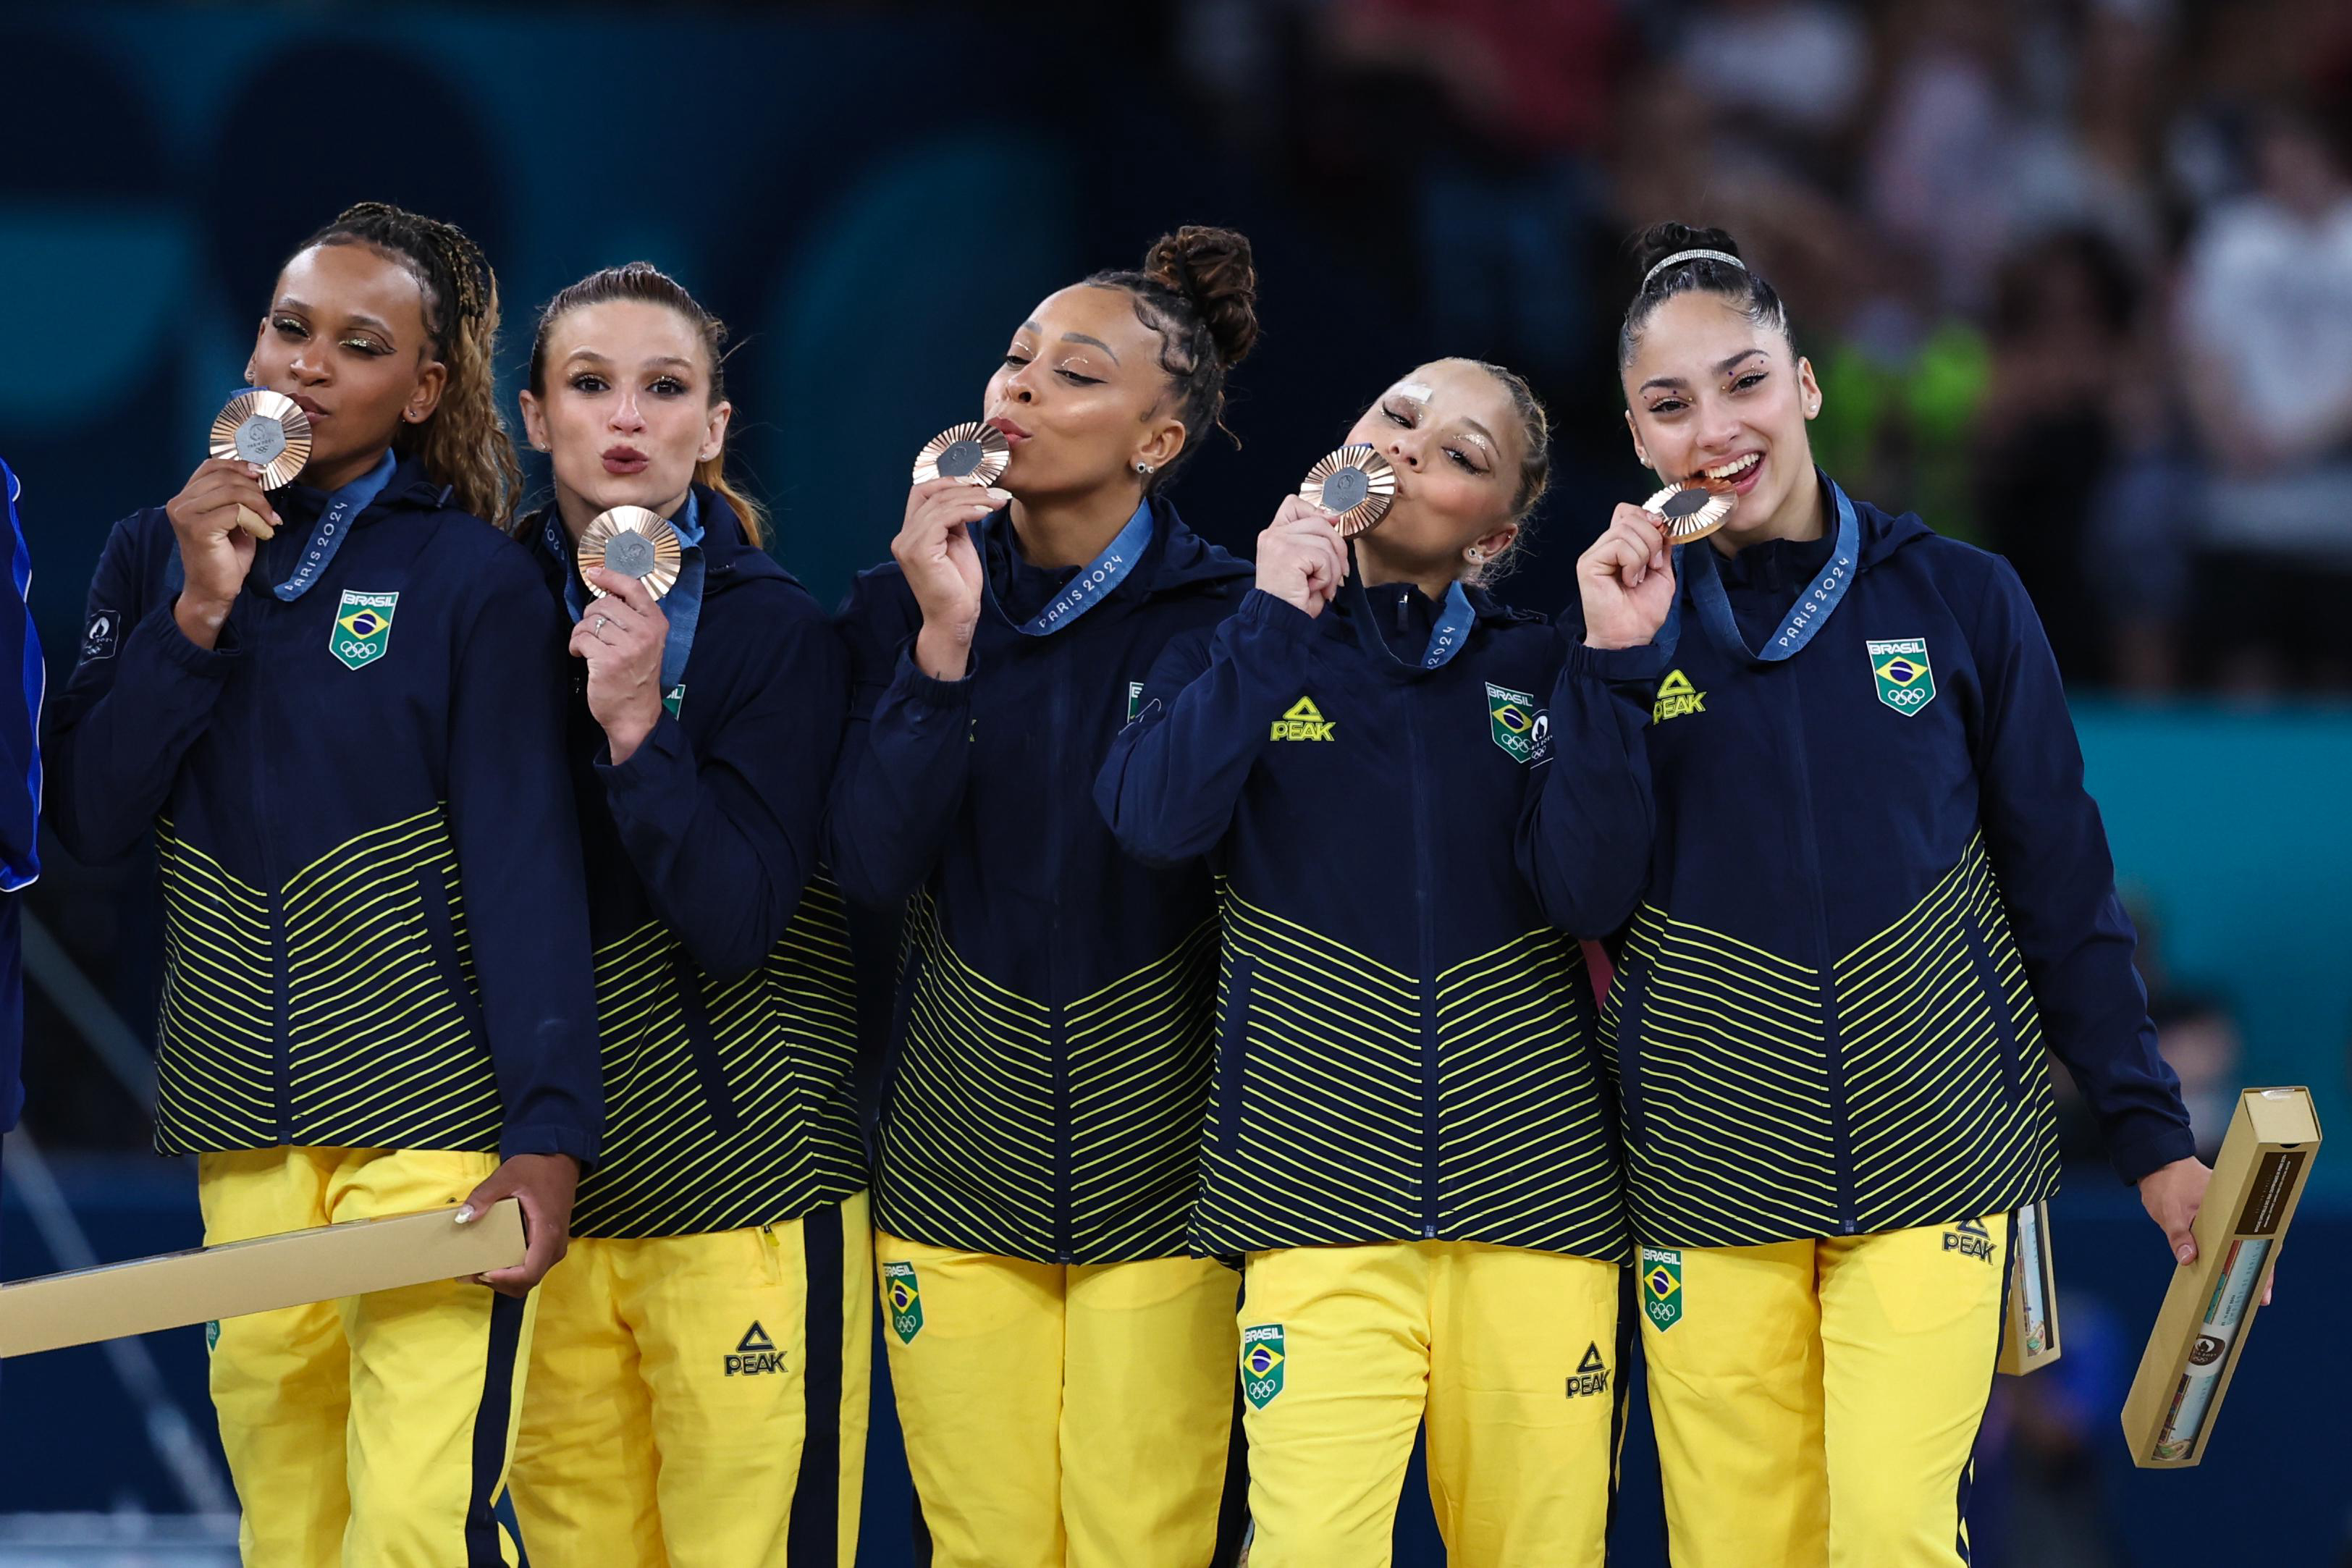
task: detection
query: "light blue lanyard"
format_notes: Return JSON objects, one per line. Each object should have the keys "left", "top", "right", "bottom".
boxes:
{"left": 1414, "top": 581, "right": 1478, "bottom": 669}
{"left": 549, "top": 492, "right": 706, "bottom": 696}
{"left": 999, "top": 501, "right": 1154, "bottom": 636}
{"left": 1682, "top": 479, "right": 1860, "bottom": 664}
{"left": 272, "top": 449, "right": 395, "bottom": 601}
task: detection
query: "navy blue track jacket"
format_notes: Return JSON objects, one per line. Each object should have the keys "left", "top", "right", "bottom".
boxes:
{"left": 48, "top": 458, "right": 601, "bottom": 1163}
{"left": 532, "top": 489, "right": 862, "bottom": 1239}
{"left": 829, "top": 500, "right": 1252, "bottom": 1264}
{"left": 1548, "top": 476, "right": 2193, "bottom": 1249}
{"left": 0, "top": 459, "right": 41, "bottom": 1137}
{"left": 1098, "top": 576, "right": 1638, "bottom": 1263}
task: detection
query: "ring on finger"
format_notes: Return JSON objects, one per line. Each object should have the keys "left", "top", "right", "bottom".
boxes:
{"left": 594, "top": 613, "right": 610, "bottom": 633}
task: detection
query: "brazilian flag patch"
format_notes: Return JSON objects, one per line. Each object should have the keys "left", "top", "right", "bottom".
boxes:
{"left": 1641, "top": 1245, "right": 1685, "bottom": 1332}
{"left": 1485, "top": 682, "right": 1539, "bottom": 763}
{"left": 1867, "top": 637, "right": 1936, "bottom": 716}
{"left": 330, "top": 589, "right": 398, "bottom": 672}
{"left": 1241, "top": 1323, "right": 1286, "bottom": 1408}
{"left": 882, "top": 1261, "right": 924, "bottom": 1344}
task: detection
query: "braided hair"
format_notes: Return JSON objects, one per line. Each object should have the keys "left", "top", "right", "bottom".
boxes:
{"left": 528, "top": 263, "right": 767, "bottom": 545}
{"left": 1084, "top": 225, "right": 1260, "bottom": 490}
{"left": 296, "top": 201, "right": 523, "bottom": 528}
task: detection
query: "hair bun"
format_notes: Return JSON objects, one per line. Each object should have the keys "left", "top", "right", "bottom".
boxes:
{"left": 1143, "top": 225, "right": 1260, "bottom": 368}
{"left": 1630, "top": 221, "right": 1745, "bottom": 290}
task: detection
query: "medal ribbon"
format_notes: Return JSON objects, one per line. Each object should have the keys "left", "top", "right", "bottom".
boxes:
{"left": 1412, "top": 581, "right": 1478, "bottom": 670}
{"left": 1685, "top": 478, "right": 1860, "bottom": 664}
{"left": 998, "top": 500, "right": 1155, "bottom": 636}
{"left": 547, "top": 492, "right": 707, "bottom": 697}
{"left": 272, "top": 449, "right": 396, "bottom": 601}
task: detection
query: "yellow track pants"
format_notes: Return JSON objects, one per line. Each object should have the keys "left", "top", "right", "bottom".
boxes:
{"left": 198, "top": 1145, "right": 530, "bottom": 1568}
{"left": 1239, "top": 1240, "right": 1622, "bottom": 1568}
{"left": 509, "top": 1192, "right": 872, "bottom": 1567}
{"left": 874, "top": 1231, "right": 1244, "bottom": 1568}
{"left": 1637, "top": 1216, "right": 2008, "bottom": 1568}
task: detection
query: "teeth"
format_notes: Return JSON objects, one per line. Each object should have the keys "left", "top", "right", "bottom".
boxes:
{"left": 1703, "top": 454, "right": 1760, "bottom": 480}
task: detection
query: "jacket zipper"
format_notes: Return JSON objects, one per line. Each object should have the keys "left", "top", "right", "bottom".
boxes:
{"left": 1784, "top": 665, "right": 1856, "bottom": 1234}
{"left": 1048, "top": 638, "right": 1074, "bottom": 1263}
{"left": 1403, "top": 686, "right": 1440, "bottom": 1239}
{"left": 244, "top": 588, "right": 294, "bottom": 1145}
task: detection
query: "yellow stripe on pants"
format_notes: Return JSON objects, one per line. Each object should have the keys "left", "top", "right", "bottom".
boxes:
{"left": 874, "top": 1231, "right": 1241, "bottom": 1568}
{"left": 198, "top": 1145, "right": 530, "bottom": 1568}
{"left": 509, "top": 1192, "right": 873, "bottom": 1567}
{"left": 1638, "top": 1216, "right": 2007, "bottom": 1568}
{"left": 1239, "top": 1240, "right": 1619, "bottom": 1568}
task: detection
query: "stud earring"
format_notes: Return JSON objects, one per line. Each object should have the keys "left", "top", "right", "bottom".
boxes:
{"left": 1136, "top": 462, "right": 1155, "bottom": 476}
{"left": 1464, "top": 547, "right": 1486, "bottom": 564}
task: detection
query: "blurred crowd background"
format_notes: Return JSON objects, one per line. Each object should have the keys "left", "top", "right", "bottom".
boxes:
{"left": 1, "top": 2, "right": 2348, "bottom": 1564}
{"left": 1174, "top": 0, "right": 2352, "bottom": 692}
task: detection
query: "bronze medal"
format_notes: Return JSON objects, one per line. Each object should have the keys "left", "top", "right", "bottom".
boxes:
{"left": 209, "top": 390, "right": 313, "bottom": 538}
{"left": 913, "top": 422, "right": 1011, "bottom": 486}
{"left": 578, "top": 505, "right": 683, "bottom": 600}
{"left": 1299, "top": 444, "right": 1396, "bottom": 536}
{"left": 1643, "top": 479, "right": 1737, "bottom": 543}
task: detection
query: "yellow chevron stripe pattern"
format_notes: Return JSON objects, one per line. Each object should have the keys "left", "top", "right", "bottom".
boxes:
{"left": 1606, "top": 834, "right": 2059, "bottom": 1247}
{"left": 1435, "top": 928, "right": 1622, "bottom": 1256}
{"left": 572, "top": 874, "right": 864, "bottom": 1239}
{"left": 1066, "top": 915, "right": 1218, "bottom": 1260}
{"left": 284, "top": 809, "right": 499, "bottom": 1150}
{"left": 1839, "top": 838, "right": 2060, "bottom": 1232}
{"left": 874, "top": 891, "right": 1223, "bottom": 1263}
{"left": 152, "top": 807, "right": 502, "bottom": 1156}
{"left": 154, "top": 822, "right": 276, "bottom": 1152}
{"left": 1194, "top": 888, "right": 1624, "bottom": 1260}
{"left": 875, "top": 890, "right": 1059, "bottom": 1258}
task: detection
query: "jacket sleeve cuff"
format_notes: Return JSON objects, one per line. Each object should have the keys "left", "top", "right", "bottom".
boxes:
{"left": 2109, "top": 1112, "right": 2199, "bottom": 1186}
{"left": 597, "top": 708, "right": 693, "bottom": 811}
{"left": 892, "top": 641, "right": 978, "bottom": 709}
{"left": 135, "top": 597, "right": 241, "bottom": 675}
{"left": 1560, "top": 636, "right": 1672, "bottom": 685}
{"left": 1236, "top": 586, "right": 1323, "bottom": 646}
{"left": 497, "top": 1123, "right": 598, "bottom": 1166}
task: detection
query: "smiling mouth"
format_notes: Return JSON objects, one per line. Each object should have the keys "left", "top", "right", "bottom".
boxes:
{"left": 1690, "top": 452, "right": 1760, "bottom": 485}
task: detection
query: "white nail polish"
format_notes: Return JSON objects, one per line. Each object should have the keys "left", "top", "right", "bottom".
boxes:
{"left": 455, "top": 1206, "right": 475, "bottom": 1224}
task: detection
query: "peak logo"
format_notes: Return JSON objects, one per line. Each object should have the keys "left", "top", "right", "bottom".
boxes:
{"left": 724, "top": 1322, "right": 786, "bottom": 1376}
{"left": 1942, "top": 1216, "right": 1995, "bottom": 1263}
{"left": 1653, "top": 670, "right": 1706, "bottom": 723}
{"left": 1566, "top": 1341, "right": 1610, "bottom": 1399}
{"left": 1270, "top": 696, "right": 1336, "bottom": 742}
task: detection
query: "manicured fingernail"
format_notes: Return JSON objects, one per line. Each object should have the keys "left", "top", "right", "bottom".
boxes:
{"left": 985, "top": 489, "right": 1011, "bottom": 502}
{"left": 455, "top": 1206, "right": 475, "bottom": 1224}
{"left": 2175, "top": 1244, "right": 2194, "bottom": 1264}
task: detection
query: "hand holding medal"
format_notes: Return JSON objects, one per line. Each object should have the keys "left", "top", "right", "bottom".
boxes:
{"left": 898, "top": 423, "right": 1013, "bottom": 678}
{"left": 208, "top": 390, "right": 313, "bottom": 539}
{"left": 570, "top": 508, "right": 679, "bottom": 766}
{"left": 1575, "top": 498, "right": 1683, "bottom": 652}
